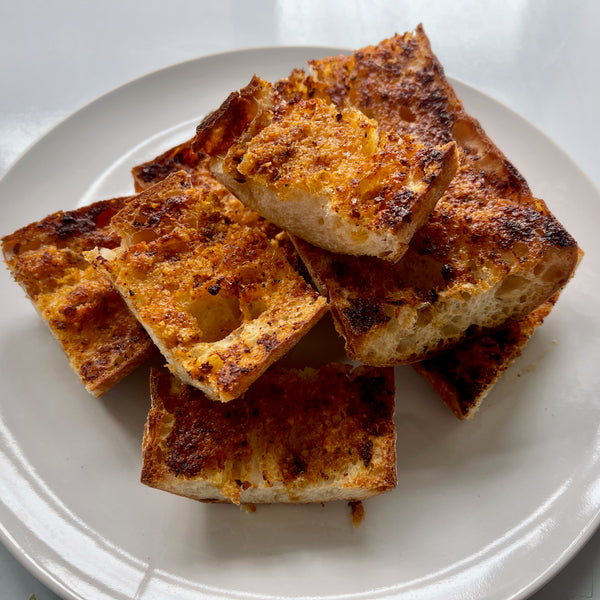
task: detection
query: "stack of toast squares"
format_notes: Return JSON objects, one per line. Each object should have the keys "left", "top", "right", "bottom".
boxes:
{"left": 2, "top": 25, "right": 581, "bottom": 507}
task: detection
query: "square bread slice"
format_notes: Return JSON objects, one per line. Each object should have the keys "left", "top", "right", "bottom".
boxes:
{"left": 141, "top": 364, "right": 397, "bottom": 504}
{"left": 195, "top": 76, "right": 458, "bottom": 262}
{"left": 86, "top": 171, "right": 328, "bottom": 402}
{"left": 279, "top": 26, "right": 579, "bottom": 364}
{"left": 1, "top": 198, "right": 155, "bottom": 396}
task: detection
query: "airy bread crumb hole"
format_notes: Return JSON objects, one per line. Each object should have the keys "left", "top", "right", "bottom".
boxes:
{"left": 513, "top": 242, "right": 529, "bottom": 260}
{"left": 188, "top": 294, "right": 242, "bottom": 343}
{"left": 245, "top": 298, "right": 268, "bottom": 320}
{"left": 416, "top": 306, "right": 433, "bottom": 327}
{"left": 534, "top": 263, "right": 565, "bottom": 283}
{"left": 399, "top": 105, "right": 416, "bottom": 122}
{"left": 495, "top": 275, "right": 530, "bottom": 301}
{"left": 130, "top": 229, "right": 159, "bottom": 245}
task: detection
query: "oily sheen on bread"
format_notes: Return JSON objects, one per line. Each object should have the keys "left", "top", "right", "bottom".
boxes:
{"left": 87, "top": 171, "right": 327, "bottom": 402}
{"left": 141, "top": 365, "right": 397, "bottom": 504}
{"left": 1, "top": 198, "right": 155, "bottom": 396}
{"left": 195, "top": 76, "right": 458, "bottom": 262}
{"left": 277, "top": 26, "right": 579, "bottom": 364}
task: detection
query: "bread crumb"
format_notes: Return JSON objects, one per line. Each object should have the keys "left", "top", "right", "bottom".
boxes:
{"left": 349, "top": 500, "right": 365, "bottom": 528}
{"left": 242, "top": 503, "right": 257, "bottom": 513}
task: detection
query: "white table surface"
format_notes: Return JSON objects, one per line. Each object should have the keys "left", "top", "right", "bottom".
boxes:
{"left": 1, "top": 1, "right": 598, "bottom": 599}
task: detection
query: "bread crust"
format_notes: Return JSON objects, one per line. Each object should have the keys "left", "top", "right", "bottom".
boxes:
{"left": 88, "top": 171, "right": 328, "bottom": 402}
{"left": 141, "top": 365, "right": 397, "bottom": 504}
{"left": 1, "top": 198, "right": 155, "bottom": 396}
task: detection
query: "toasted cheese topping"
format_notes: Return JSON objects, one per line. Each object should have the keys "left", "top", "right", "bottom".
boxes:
{"left": 196, "top": 76, "right": 458, "bottom": 262}
{"left": 229, "top": 97, "right": 449, "bottom": 233}
{"left": 141, "top": 365, "right": 397, "bottom": 504}
{"left": 1, "top": 198, "right": 155, "bottom": 396}
{"left": 88, "top": 171, "right": 327, "bottom": 402}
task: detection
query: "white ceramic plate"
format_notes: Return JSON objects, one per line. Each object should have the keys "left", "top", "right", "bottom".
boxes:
{"left": 0, "top": 46, "right": 599, "bottom": 600}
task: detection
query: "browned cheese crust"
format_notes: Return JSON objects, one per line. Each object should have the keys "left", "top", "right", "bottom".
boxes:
{"left": 87, "top": 171, "right": 328, "bottom": 402}
{"left": 279, "top": 26, "right": 579, "bottom": 364}
{"left": 195, "top": 75, "right": 458, "bottom": 262}
{"left": 141, "top": 364, "right": 397, "bottom": 504}
{"left": 2, "top": 198, "right": 155, "bottom": 396}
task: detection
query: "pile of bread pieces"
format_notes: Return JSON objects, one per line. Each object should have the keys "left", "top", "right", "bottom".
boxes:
{"left": 2, "top": 26, "right": 581, "bottom": 507}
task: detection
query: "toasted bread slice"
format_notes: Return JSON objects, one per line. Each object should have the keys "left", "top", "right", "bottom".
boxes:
{"left": 280, "top": 27, "right": 579, "bottom": 364}
{"left": 195, "top": 76, "right": 458, "bottom": 262}
{"left": 1, "top": 198, "right": 155, "bottom": 396}
{"left": 131, "top": 138, "right": 309, "bottom": 279}
{"left": 413, "top": 295, "right": 557, "bottom": 419}
{"left": 87, "top": 171, "right": 328, "bottom": 402}
{"left": 141, "top": 364, "right": 396, "bottom": 504}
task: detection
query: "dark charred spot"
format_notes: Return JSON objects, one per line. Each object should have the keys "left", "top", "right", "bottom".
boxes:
{"left": 55, "top": 213, "right": 97, "bottom": 240}
{"left": 542, "top": 218, "right": 577, "bottom": 248}
{"left": 137, "top": 159, "right": 180, "bottom": 184}
{"left": 426, "top": 288, "right": 439, "bottom": 303}
{"left": 358, "top": 439, "right": 373, "bottom": 467}
{"left": 257, "top": 333, "right": 279, "bottom": 352}
{"left": 217, "top": 363, "right": 251, "bottom": 390}
{"left": 387, "top": 298, "right": 405, "bottom": 306}
{"left": 331, "top": 260, "right": 351, "bottom": 281}
{"left": 289, "top": 455, "right": 306, "bottom": 477}
{"left": 441, "top": 262, "right": 456, "bottom": 283}
{"left": 380, "top": 189, "right": 414, "bottom": 228}
{"left": 342, "top": 298, "right": 390, "bottom": 335}
{"left": 208, "top": 283, "right": 221, "bottom": 295}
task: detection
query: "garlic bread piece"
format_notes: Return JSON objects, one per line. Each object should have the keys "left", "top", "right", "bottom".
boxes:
{"left": 196, "top": 76, "right": 458, "bottom": 262}
{"left": 142, "top": 364, "right": 396, "bottom": 504}
{"left": 2, "top": 198, "right": 155, "bottom": 396}
{"left": 87, "top": 171, "right": 327, "bottom": 402}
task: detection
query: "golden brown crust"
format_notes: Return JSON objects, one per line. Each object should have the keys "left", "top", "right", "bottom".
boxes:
{"left": 1, "top": 198, "right": 155, "bottom": 396}
{"left": 195, "top": 75, "right": 458, "bottom": 261}
{"left": 141, "top": 365, "right": 397, "bottom": 504}
{"left": 282, "top": 27, "right": 579, "bottom": 364}
{"left": 88, "top": 171, "right": 328, "bottom": 402}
